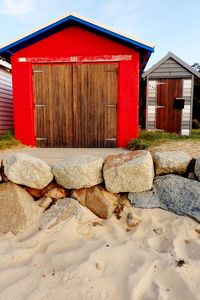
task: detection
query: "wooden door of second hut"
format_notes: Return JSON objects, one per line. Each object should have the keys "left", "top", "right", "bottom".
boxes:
{"left": 156, "top": 79, "right": 183, "bottom": 134}
{"left": 32, "top": 63, "right": 117, "bottom": 147}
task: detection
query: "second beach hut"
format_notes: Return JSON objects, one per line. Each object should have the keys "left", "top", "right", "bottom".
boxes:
{"left": 0, "top": 59, "right": 13, "bottom": 135}
{"left": 142, "top": 52, "right": 200, "bottom": 135}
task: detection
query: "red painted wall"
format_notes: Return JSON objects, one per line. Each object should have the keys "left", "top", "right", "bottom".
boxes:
{"left": 11, "top": 26, "right": 139, "bottom": 147}
{"left": 118, "top": 59, "right": 139, "bottom": 146}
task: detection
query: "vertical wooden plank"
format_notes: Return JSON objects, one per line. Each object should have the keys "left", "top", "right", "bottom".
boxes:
{"left": 50, "top": 65, "right": 73, "bottom": 147}
{"left": 104, "top": 63, "right": 118, "bottom": 147}
{"left": 170, "top": 79, "right": 182, "bottom": 134}
{"left": 87, "top": 64, "right": 95, "bottom": 147}
{"left": 32, "top": 64, "right": 73, "bottom": 147}
{"left": 32, "top": 65, "right": 50, "bottom": 147}
{"left": 156, "top": 78, "right": 183, "bottom": 134}
{"left": 156, "top": 78, "right": 167, "bottom": 131}
{"left": 72, "top": 64, "right": 80, "bottom": 147}
{"left": 190, "top": 75, "right": 194, "bottom": 135}
{"left": 72, "top": 63, "right": 117, "bottom": 147}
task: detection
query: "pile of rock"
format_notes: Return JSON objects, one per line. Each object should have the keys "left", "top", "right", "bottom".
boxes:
{"left": 0, "top": 149, "right": 200, "bottom": 235}
{"left": 129, "top": 151, "right": 200, "bottom": 222}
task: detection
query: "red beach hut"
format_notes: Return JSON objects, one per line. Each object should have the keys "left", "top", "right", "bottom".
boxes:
{"left": 0, "top": 13, "right": 154, "bottom": 147}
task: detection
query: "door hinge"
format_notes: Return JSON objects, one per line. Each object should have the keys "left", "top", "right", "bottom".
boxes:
{"left": 104, "top": 70, "right": 118, "bottom": 74}
{"left": 36, "top": 137, "right": 47, "bottom": 141}
{"left": 34, "top": 104, "right": 46, "bottom": 108}
{"left": 33, "top": 70, "right": 44, "bottom": 73}
{"left": 105, "top": 138, "right": 117, "bottom": 141}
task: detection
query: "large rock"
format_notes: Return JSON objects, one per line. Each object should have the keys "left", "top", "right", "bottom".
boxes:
{"left": 103, "top": 151, "right": 154, "bottom": 193}
{"left": 39, "top": 198, "right": 78, "bottom": 230}
{"left": 38, "top": 196, "right": 54, "bottom": 210}
{"left": 0, "top": 182, "right": 42, "bottom": 235}
{"left": 153, "top": 151, "right": 191, "bottom": 175}
{"left": 71, "top": 185, "right": 119, "bottom": 219}
{"left": 46, "top": 186, "right": 68, "bottom": 199}
{"left": 188, "top": 172, "right": 198, "bottom": 181}
{"left": 194, "top": 157, "right": 200, "bottom": 181}
{"left": 52, "top": 155, "right": 104, "bottom": 189}
{"left": 71, "top": 188, "right": 87, "bottom": 206}
{"left": 3, "top": 153, "right": 53, "bottom": 189}
{"left": 25, "top": 182, "right": 69, "bottom": 199}
{"left": 129, "top": 174, "right": 200, "bottom": 223}
{"left": 40, "top": 198, "right": 96, "bottom": 231}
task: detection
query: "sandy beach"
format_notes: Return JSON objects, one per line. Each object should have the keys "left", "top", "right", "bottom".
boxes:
{"left": 0, "top": 198, "right": 200, "bottom": 300}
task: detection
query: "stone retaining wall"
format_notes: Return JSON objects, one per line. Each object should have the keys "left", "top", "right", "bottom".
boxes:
{"left": 0, "top": 150, "right": 200, "bottom": 235}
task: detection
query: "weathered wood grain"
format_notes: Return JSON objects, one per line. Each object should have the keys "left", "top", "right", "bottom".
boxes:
{"left": 156, "top": 79, "right": 183, "bottom": 134}
{"left": 33, "top": 63, "right": 117, "bottom": 147}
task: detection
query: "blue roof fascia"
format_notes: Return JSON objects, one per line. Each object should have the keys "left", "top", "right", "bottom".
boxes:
{"left": 0, "top": 15, "right": 154, "bottom": 56}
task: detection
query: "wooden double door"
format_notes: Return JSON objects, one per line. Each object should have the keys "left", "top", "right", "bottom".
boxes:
{"left": 156, "top": 78, "right": 183, "bottom": 134}
{"left": 32, "top": 63, "right": 118, "bottom": 147}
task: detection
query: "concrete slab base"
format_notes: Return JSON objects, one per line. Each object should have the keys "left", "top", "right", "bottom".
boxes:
{"left": 0, "top": 148, "right": 129, "bottom": 165}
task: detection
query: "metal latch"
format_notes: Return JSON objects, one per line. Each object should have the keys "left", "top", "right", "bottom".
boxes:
{"left": 156, "top": 105, "right": 165, "bottom": 108}
{"left": 156, "top": 82, "right": 166, "bottom": 85}
{"left": 105, "top": 104, "right": 117, "bottom": 107}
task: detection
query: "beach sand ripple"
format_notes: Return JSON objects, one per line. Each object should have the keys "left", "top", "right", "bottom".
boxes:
{"left": 0, "top": 199, "right": 200, "bottom": 300}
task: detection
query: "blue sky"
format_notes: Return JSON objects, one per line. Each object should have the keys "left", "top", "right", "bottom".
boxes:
{"left": 0, "top": 0, "right": 199, "bottom": 68}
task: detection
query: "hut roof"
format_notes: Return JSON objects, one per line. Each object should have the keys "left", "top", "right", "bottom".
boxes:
{"left": 142, "top": 51, "right": 200, "bottom": 79}
{"left": 0, "top": 59, "right": 11, "bottom": 70}
{"left": 0, "top": 12, "right": 154, "bottom": 70}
